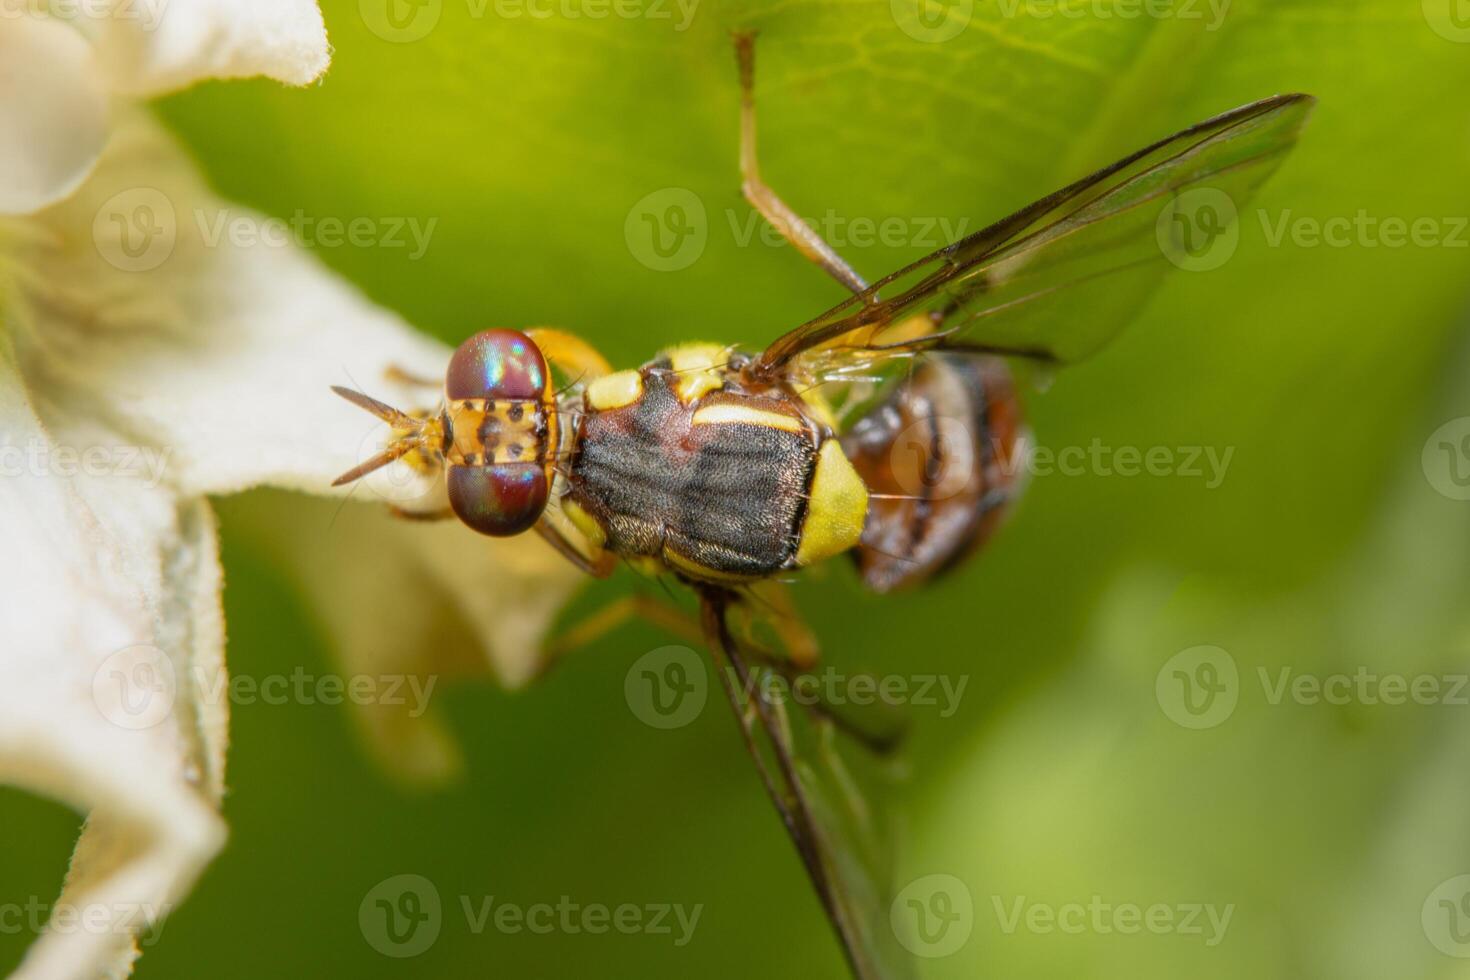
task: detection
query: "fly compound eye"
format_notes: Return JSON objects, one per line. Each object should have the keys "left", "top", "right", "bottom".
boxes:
{"left": 446, "top": 328, "right": 551, "bottom": 402}
{"left": 442, "top": 328, "right": 559, "bottom": 537}
{"left": 446, "top": 462, "right": 548, "bottom": 536}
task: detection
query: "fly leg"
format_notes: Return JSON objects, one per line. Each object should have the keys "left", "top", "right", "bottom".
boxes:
{"left": 733, "top": 584, "right": 907, "bottom": 756}
{"left": 698, "top": 587, "right": 874, "bottom": 980}
{"left": 388, "top": 505, "right": 454, "bottom": 521}
{"left": 383, "top": 364, "right": 441, "bottom": 388}
{"left": 526, "top": 327, "right": 613, "bottom": 387}
{"left": 734, "top": 32, "right": 872, "bottom": 299}
{"left": 532, "top": 591, "right": 700, "bottom": 681}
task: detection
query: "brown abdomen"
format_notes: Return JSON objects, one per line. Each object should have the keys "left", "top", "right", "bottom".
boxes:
{"left": 841, "top": 352, "right": 1025, "bottom": 593}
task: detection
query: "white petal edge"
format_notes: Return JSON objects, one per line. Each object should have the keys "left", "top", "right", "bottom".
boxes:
{"left": 0, "top": 15, "right": 109, "bottom": 216}
{"left": 93, "top": 0, "right": 330, "bottom": 96}
{"left": 220, "top": 489, "right": 587, "bottom": 787}
{"left": 0, "top": 350, "right": 227, "bottom": 980}
{"left": 8, "top": 107, "right": 450, "bottom": 504}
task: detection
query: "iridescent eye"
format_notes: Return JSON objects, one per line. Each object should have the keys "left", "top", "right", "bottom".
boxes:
{"left": 446, "top": 462, "right": 548, "bottom": 537}
{"left": 445, "top": 328, "right": 551, "bottom": 402}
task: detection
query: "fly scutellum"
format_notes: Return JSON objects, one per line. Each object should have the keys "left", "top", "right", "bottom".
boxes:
{"left": 332, "top": 34, "right": 1315, "bottom": 980}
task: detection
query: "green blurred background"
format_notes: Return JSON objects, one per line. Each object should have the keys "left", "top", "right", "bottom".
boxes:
{"left": 7, "top": 0, "right": 1470, "bottom": 976}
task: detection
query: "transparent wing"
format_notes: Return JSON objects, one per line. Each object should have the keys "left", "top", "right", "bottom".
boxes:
{"left": 752, "top": 94, "right": 1316, "bottom": 384}
{"left": 700, "top": 595, "right": 917, "bottom": 980}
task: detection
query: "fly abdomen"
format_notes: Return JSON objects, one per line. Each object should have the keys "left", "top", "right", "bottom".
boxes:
{"left": 841, "top": 351, "right": 1026, "bottom": 593}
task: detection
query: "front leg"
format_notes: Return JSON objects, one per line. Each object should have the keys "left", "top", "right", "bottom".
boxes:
{"left": 733, "top": 32, "right": 871, "bottom": 299}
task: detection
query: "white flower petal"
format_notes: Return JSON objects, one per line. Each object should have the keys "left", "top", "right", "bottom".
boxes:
{"left": 223, "top": 489, "right": 586, "bottom": 787}
{"left": 94, "top": 0, "right": 330, "bottom": 96}
{"left": 0, "top": 15, "right": 109, "bottom": 216}
{"left": 5, "top": 102, "right": 586, "bottom": 790}
{"left": 7, "top": 107, "right": 449, "bottom": 501}
{"left": 0, "top": 353, "right": 227, "bottom": 980}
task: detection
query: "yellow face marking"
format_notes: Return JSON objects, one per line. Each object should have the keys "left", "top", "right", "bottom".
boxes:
{"left": 691, "top": 402, "right": 804, "bottom": 433}
{"left": 664, "top": 342, "right": 727, "bottom": 404}
{"left": 447, "top": 399, "right": 542, "bottom": 466}
{"left": 795, "top": 440, "right": 869, "bottom": 567}
{"left": 586, "top": 369, "right": 644, "bottom": 411}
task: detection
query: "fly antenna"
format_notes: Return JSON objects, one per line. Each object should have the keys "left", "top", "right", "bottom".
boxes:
{"left": 331, "top": 385, "right": 420, "bottom": 428}
{"left": 331, "top": 385, "right": 443, "bottom": 486}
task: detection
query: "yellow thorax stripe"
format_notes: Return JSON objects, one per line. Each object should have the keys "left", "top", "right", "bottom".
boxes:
{"left": 691, "top": 402, "right": 804, "bottom": 433}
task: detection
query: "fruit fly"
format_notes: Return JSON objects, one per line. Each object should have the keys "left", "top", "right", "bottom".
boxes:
{"left": 333, "top": 34, "right": 1314, "bottom": 980}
